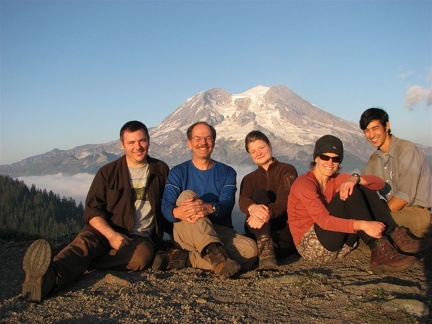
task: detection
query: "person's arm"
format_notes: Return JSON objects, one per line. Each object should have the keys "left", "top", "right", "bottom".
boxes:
{"left": 211, "top": 165, "right": 237, "bottom": 219}
{"left": 353, "top": 219, "right": 385, "bottom": 239}
{"left": 387, "top": 196, "right": 408, "bottom": 212}
{"left": 388, "top": 144, "right": 424, "bottom": 211}
{"left": 298, "top": 176, "right": 355, "bottom": 234}
{"left": 337, "top": 174, "right": 385, "bottom": 201}
{"left": 239, "top": 173, "right": 269, "bottom": 227}
{"left": 161, "top": 165, "right": 207, "bottom": 223}
{"left": 161, "top": 167, "right": 183, "bottom": 223}
{"left": 89, "top": 216, "right": 132, "bottom": 250}
{"left": 238, "top": 174, "right": 257, "bottom": 214}
{"left": 267, "top": 165, "right": 298, "bottom": 219}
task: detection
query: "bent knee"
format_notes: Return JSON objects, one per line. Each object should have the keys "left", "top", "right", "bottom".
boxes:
{"left": 127, "top": 243, "right": 154, "bottom": 271}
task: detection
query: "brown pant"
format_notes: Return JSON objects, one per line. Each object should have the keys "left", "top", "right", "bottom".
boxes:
{"left": 53, "top": 224, "right": 154, "bottom": 291}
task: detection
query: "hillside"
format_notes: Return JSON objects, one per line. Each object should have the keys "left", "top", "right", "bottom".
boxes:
{"left": 0, "top": 175, "right": 83, "bottom": 240}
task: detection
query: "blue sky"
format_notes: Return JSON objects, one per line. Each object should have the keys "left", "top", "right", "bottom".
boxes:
{"left": 1, "top": 0, "right": 431, "bottom": 165}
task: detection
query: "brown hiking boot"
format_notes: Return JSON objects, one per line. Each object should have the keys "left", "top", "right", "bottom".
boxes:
{"left": 257, "top": 235, "right": 279, "bottom": 270}
{"left": 389, "top": 226, "right": 421, "bottom": 254}
{"left": 206, "top": 243, "right": 241, "bottom": 279}
{"left": 370, "top": 237, "right": 417, "bottom": 274}
{"left": 151, "top": 249, "right": 191, "bottom": 271}
{"left": 22, "top": 239, "right": 57, "bottom": 302}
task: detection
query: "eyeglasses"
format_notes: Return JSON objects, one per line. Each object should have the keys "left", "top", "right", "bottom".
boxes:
{"left": 319, "top": 154, "right": 342, "bottom": 163}
{"left": 191, "top": 136, "right": 214, "bottom": 142}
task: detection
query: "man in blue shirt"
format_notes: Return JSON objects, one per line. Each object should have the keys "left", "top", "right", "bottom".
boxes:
{"left": 159, "top": 122, "right": 258, "bottom": 279}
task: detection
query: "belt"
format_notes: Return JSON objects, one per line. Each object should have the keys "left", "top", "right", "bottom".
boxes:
{"left": 411, "top": 205, "right": 431, "bottom": 211}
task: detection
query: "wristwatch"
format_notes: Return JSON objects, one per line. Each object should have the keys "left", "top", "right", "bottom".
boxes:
{"left": 352, "top": 173, "right": 361, "bottom": 185}
{"left": 211, "top": 204, "right": 217, "bottom": 215}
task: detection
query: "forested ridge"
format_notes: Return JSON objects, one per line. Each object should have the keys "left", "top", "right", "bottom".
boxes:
{"left": 0, "top": 175, "right": 83, "bottom": 241}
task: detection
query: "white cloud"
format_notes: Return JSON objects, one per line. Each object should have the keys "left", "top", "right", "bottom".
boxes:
{"left": 397, "top": 70, "right": 414, "bottom": 79}
{"left": 404, "top": 85, "right": 432, "bottom": 110}
{"left": 425, "top": 68, "right": 432, "bottom": 83}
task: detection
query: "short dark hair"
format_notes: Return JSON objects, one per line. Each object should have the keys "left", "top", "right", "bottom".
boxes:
{"left": 244, "top": 130, "right": 271, "bottom": 153}
{"left": 359, "top": 108, "right": 391, "bottom": 134}
{"left": 186, "top": 122, "right": 216, "bottom": 140}
{"left": 120, "top": 121, "right": 150, "bottom": 142}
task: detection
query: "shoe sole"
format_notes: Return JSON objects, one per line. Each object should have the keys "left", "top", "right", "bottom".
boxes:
{"left": 22, "top": 239, "right": 52, "bottom": 302}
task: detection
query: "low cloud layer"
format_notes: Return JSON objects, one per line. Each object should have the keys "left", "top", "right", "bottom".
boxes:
{"left": 18, "top": 173, "right": 94, "bottom": 205}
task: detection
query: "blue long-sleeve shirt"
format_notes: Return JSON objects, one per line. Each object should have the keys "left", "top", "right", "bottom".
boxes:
{"left": 162, "top": 160, "right": 237, "bottom": 228}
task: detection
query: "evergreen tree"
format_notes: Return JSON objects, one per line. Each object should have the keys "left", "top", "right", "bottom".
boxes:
{"left": 0, "top": 175, "right": 83, "bottom": 241}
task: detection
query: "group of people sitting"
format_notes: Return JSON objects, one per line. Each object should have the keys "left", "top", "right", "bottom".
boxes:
{"left": 22, "top": 108, "right": 431, "bottom": 303}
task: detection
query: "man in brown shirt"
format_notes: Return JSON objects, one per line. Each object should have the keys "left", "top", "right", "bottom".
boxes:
{"left": 22, "top": 120, "right": 171, "bottom": 302}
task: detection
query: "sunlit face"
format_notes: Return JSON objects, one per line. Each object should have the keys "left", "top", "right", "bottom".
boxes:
{"left": 314, "top": 152, "right": 340, "bottom": 177}
{"left": 363, "top": 120, "right": 390, "bottom": 151}
{"left": 247, "top": 139, "right": 273, "bottom": 169}
{"left": 187, "top": 123, "right": 215, "bottom": 160}
{"left": 121, "top": 129, "right": 149, "bottom": 167}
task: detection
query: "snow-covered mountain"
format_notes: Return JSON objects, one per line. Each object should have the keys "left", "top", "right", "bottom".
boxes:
{"left": 149, "top": 85, "right": 374, "bottom": 171}
{"left": 1, "top": 84, "right": 430, "bottom": 177}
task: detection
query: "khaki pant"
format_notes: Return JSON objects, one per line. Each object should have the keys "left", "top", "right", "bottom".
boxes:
{"left": 391, "top": 206, "right": 431, "bottom": 237}
{"left": 174, "top": 217, "right": 258, "bottom": 271}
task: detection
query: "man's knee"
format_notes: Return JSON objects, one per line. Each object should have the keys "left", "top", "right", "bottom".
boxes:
{"left": 392, "top": 208, "right": 431, "bottom": 238}
{"left": 127, "top": 242, "right": 154, "bottom": 271}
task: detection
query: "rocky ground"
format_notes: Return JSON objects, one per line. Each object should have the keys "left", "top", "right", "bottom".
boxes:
{"left": 0, "top": 237, "right": 431, "bottom": 324}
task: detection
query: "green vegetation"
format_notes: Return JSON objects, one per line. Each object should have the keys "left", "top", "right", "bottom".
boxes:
{"left": 0, "top": 175, "right": 83, "bottom": 241}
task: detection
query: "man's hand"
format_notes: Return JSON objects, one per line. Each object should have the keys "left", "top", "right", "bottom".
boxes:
{"left": 173, "top": 197, "right": 209, "bottom": 223}
{"left": 106, "top": 232, "right": 133, "bottom": 250}
{"left": 89, "top": 216, "right": 132, "bottom": 250}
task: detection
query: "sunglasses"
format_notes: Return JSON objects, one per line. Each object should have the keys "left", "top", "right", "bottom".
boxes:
{"left": 319, "top": 154, "right": 342, "bottom": 163}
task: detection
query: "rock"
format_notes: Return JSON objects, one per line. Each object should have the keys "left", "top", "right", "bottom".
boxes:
{"left": 102, "top": 274, "right": 132, "bottom": 287}
{"left": 381, "top": 299, "right": 430, "bottom": 318}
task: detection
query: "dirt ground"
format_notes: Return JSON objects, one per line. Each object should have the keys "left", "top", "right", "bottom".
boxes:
{"left": 0, "top": 237, "right": 431, "bottom": 324}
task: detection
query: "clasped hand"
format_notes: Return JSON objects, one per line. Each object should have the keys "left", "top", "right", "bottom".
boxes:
{"left": 175, "top": 197, "right": 207, "bottom": 223}
{"left": 247, "top": 204, "right": 270, "bottom": 229}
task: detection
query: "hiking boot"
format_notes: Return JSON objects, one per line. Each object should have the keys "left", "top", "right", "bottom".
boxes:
{"left": 151, "top": 249, "right": 191, "bottom": 271}
{"left": 370, "top": 237, "right": 417, "bottom": 274}
{"left": 257, "top": 235, "right": 279, "bottom": 270}
{"left": 22, "top": 239, "right": 57, "bottom": 302}
{"left": 206, "top": 243, "right": 241, "bottom": 279}
{"left": 389, "top": 226, "right": 421, "bottom": 254}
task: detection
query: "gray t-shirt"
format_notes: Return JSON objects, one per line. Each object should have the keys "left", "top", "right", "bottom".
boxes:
{"left": 128, "top": 164, "right": 155, "bottom": 237}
